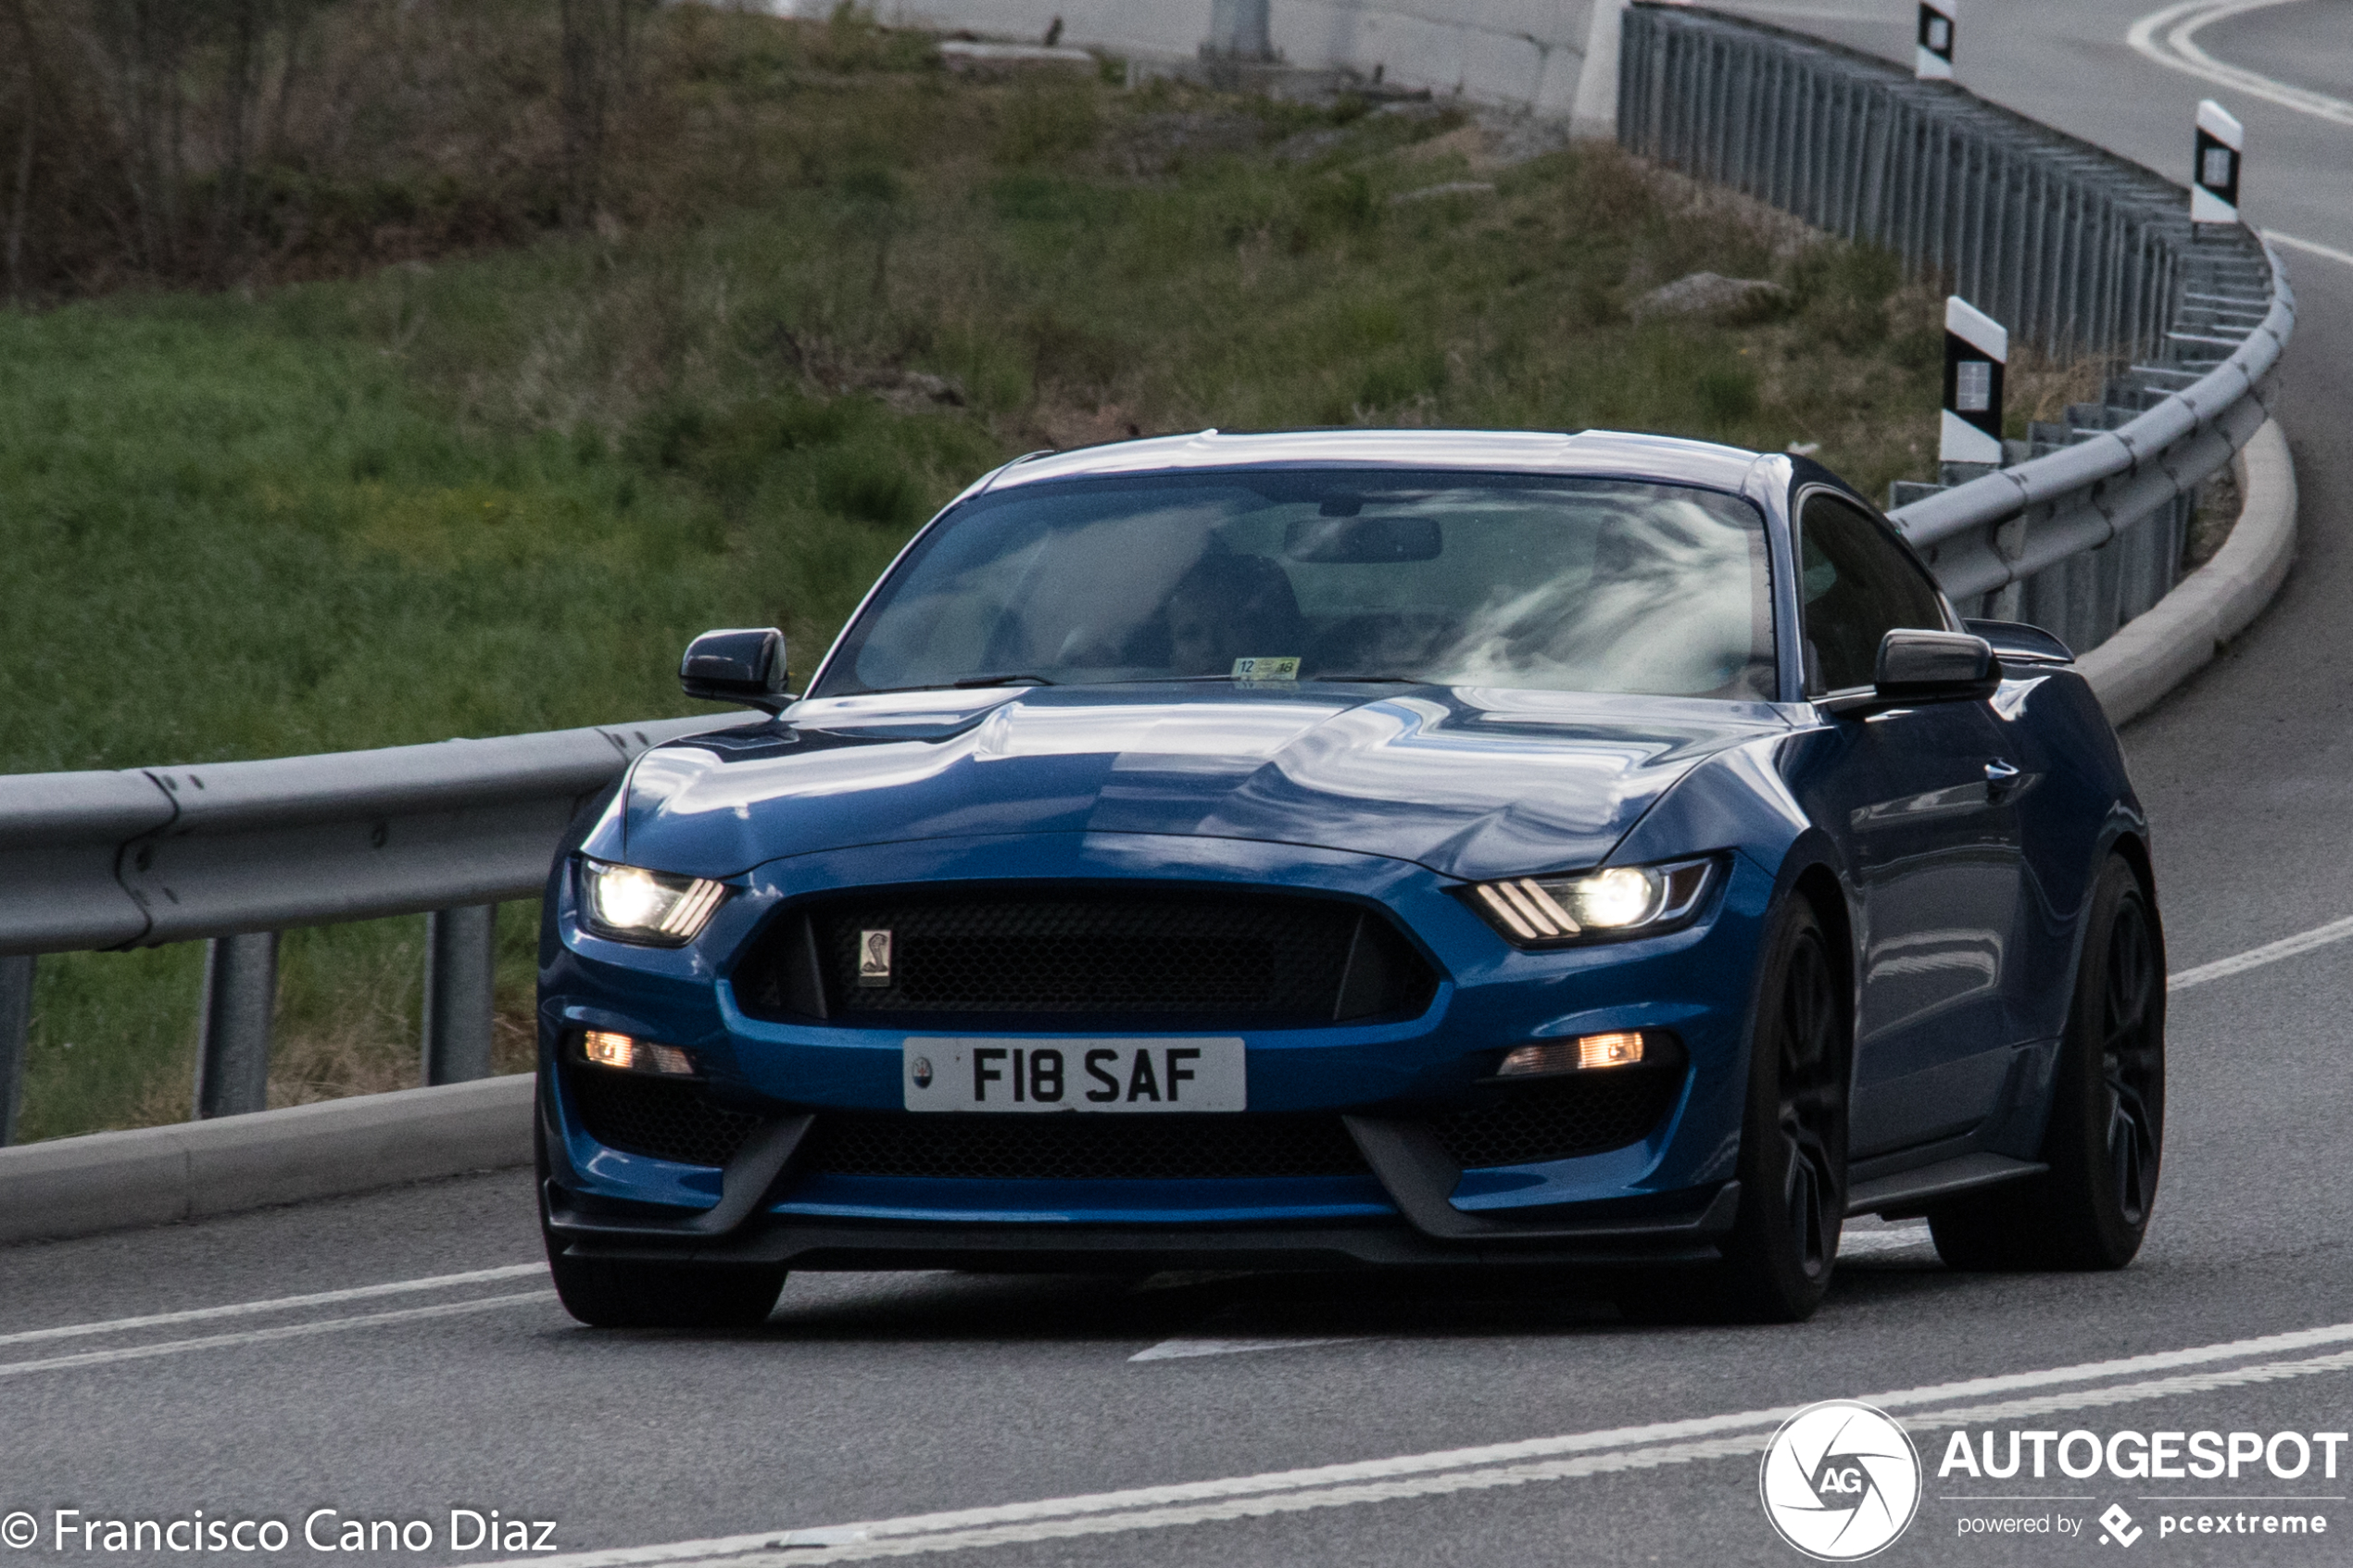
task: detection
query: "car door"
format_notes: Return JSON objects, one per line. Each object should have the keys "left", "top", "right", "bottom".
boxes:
{"left": 1793, "top": 491, "right": 2025, "bottom": 1159}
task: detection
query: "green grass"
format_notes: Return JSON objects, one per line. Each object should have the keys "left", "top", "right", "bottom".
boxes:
{"left": 2, "top": 17, "right": 1993, "bottom": 1141}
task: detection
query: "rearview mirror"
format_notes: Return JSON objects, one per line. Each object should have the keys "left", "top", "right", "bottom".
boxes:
{"left": 680, "top": 627, "right": 790, "bottom": 711}
{"left": 1284, "top": 515, "right": 1443, "bottom": 563}
{"left": 1873, "top": 629, "right": 2000, "bottom": 700}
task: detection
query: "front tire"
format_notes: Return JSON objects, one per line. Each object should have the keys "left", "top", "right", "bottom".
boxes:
{"left": 536, "top": 1119, "right": 787, "bottom": 1329}
{"left": 1621, "top": 897, "right": 1850, "bottom": 1325}
{"left": 1931, "top": 854, "right": 2164, "bottom": 1271}
{"left": 545, "top": 1246, "right": 788, "bottom": 1330}
{"left": 1717, "top": 897, "right": 1851, "bottom": 1322}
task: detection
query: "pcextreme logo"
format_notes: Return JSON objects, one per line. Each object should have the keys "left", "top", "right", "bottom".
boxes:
{"left": 1760, "top": 1400, "right": 1923, "bottom": 1561}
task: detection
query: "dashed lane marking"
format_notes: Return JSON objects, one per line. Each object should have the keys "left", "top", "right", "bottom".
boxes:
{"left": 1129, "top": 1336, "right": 1376, "bottom": 1362}
{"left": 0, "top": 1262, "right": 546, "bottom": 1349}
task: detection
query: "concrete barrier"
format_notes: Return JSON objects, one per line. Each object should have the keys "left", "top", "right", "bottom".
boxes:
{"left": 0, "top": 1073, "right": 534, "bottom": 1245}
{"left": 2078, "top": 418, "right": 2298, "bottom": 727}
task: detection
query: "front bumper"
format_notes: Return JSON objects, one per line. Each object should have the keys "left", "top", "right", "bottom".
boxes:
{"left": 543, "top": 1104, "right": 1742, "bottom": 1267}
{"left": 539, "top": 830, "right": 1773, "bottom": 1261}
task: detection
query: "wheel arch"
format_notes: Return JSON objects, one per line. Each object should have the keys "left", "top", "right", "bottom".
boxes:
{"left": 2104, "top": 827, "right": 2164, "bottom": 949}
{"left": 1767, "top": 830, "right": 1858, "bottom": 1030}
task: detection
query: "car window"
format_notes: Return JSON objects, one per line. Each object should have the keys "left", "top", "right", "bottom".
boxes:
{"left": 1797, "top": 493, "right": 1948, "bottom": 694}
{"left": 813, "top": 472, "right": 1779, "bottom": 702}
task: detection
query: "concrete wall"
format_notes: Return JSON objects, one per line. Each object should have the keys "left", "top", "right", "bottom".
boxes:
{"left": 767, "top": 0, "right": 1621, "bottom": 127}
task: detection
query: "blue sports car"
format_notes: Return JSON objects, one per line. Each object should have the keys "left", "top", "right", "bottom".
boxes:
{"left": 536, "top": 429, "right": 2165, "bottom": 1325}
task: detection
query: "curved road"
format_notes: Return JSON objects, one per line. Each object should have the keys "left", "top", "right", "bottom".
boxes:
{"left": 7, "top": 6, "right": 2353, "bottom": 1564}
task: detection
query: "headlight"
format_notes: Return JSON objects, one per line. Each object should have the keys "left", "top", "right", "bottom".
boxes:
{"left": 1465, "top": 857, "right": 1718, "bottom": 947}
{"left": 578, "top": 858, "right": 728, "bottom": 946}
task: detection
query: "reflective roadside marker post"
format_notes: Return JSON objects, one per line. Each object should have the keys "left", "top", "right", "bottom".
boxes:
{"left": 2193, "top": 99, "right": 2244, "bottom": 225}
{"left": 1917, "top": 0, "right": 1955, "bottom": 81}
{"left": 1941, "top": 296, "right": 2007, "bottom": 467}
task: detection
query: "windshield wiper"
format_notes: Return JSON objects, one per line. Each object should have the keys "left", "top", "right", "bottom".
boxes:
{"left": 1313, "top": 673, "right": 1426, "bottom": 684}
{"left": 950, "top": 672, "right": 1059, "bottom": 688}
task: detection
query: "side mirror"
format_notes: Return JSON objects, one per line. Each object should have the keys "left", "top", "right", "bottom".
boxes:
{"left": 1873, "top": 628, "right": 2000, "bottom": 700}
{"left": 680, "top": 627, "right": 790, "bottom": 712}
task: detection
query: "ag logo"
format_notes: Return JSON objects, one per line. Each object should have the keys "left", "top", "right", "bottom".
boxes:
{"left": 1759, "top": 1400, "right": 1920, "bottom": 1561}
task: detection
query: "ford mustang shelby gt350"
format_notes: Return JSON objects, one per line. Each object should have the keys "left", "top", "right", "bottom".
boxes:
{"left": 536, "top": 428, "right": 2165, "bottom": 1325}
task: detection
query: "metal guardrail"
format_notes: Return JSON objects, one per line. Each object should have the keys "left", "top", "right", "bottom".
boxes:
{"left": 0, "top": 7, "right": 2299, "bottom": 1146}
{"left": 0, "top": 713, "right": 743, "bottom": 1140}
{"left": 1619, "top": 6, "right": 2293, "bottom": 653}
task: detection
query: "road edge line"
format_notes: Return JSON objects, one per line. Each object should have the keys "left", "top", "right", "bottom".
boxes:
{"left": 0, "top": 1073, "right": 535, "bottom": 1246}
{"left": 2078, "top": 416, "right": 2297, "bottom": 726}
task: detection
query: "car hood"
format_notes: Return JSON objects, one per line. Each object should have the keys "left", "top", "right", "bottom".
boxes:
{"left": 611, "top": 684, "right": 1792, "bottom": 884}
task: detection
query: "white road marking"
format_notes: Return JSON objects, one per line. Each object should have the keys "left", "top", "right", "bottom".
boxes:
{"left": 1833, "top": 1225, "right": 1933, "bottom": 1257}
{"left": 2267, "top": 229, "right": 2353, "bottom": 270}
{"left": 0, "top": 1291, "right": 555, "bottom": 1379}
{"left": 493, "top": 1319, "right": 2353, "bottom": 1568}
{"left": 2128, "top": 0, "right": 2353, "bottom": 128}
{"left": 0, "top": 1262, "right": 547, "bottom": 1348}
{"left": 2171, "top": 911, "right": 2353, "bottom": 991}
{"left": 1130, "top": 1336, "right": 1375, "bottom": 1362}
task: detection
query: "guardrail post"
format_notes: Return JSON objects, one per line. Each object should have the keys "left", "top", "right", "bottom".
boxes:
{"left": 422, "top": 905, "right": 498, "bottom": 1085}
{"left": 196, "top": 933, "right": 278, "bottom": 1118}
{"left": 0, "top": 955, "right": 32, "bottom": 1146}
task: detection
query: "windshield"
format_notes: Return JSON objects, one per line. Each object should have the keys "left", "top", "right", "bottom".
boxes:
{"left": 812, "top": 470, "right": 1777, "bottom": 702}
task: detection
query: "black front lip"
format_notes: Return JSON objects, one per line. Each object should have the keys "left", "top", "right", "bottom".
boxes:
{"left": 540, "top": 1101, "right": 1738, "bottom": 1267}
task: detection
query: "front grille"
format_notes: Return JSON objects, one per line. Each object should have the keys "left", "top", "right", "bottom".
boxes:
{"left": 800, "top": 1111, "right": 1372, "bottom": 1182}
{"left": 567, "top": 1067, "right": 763, "bottom": 1168}
{"left": 1430, "top": 1073, "right": 1681, "bottom": 1169}
{"left": 734, "top": 887, "right": 1437, "bottom": 1027}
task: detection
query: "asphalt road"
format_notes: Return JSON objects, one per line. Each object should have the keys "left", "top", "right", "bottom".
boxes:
{"left": 7, "top": 5, "right": 2353, "bottom": 1565}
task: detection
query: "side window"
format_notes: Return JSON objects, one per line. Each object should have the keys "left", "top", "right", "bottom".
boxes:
{"left": 1797, "top": 494, "right": 1948, "bottom": 693}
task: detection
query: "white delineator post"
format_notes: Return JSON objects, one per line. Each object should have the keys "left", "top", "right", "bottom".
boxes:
{"left": 1917, "top": 0, "right": 1956, "bottom": 81}
{"left": 2192, "top": 99, "right": 2244, "bottom": 225}
{"left": 1941, "top": 296, "right": 2007, "bottom": 467}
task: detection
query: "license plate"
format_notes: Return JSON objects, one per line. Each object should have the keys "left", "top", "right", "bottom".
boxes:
{"left": 901, "top": 1038, "right": 1245, "bottom": 1113}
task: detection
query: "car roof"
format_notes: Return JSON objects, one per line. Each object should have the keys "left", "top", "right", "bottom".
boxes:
{"left": 976, "top": 428, "right": 1771, "bottom": 497}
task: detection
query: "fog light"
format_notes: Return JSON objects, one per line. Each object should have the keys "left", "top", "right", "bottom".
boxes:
{"left": 1498, "top": 1031, "right": 1647, "bottom": 1077}
{"left": 579, "top": 1030, "right": 694, "bottom": 1075}
{"left": 1577, "top": 1031, "right": 1644, "bottom": 1069}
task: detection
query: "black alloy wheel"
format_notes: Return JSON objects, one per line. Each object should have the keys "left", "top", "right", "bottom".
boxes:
{"left": 1931, "top": 854, "right": 2165, "bottom": 1270}
{"left": 1625, "top": 897, "right": 1849, "bottom": 1324}
{"left": 1768, "top": 924, "right": 1847, "bottom": 1286}
{"left": 2098, "top": 886, "right": 2164, "bottom": 1229}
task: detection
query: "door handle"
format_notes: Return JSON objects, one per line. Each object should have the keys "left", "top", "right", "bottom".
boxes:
{"left": 1984, "top": 759, "right": 2021, "bottom": 798}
